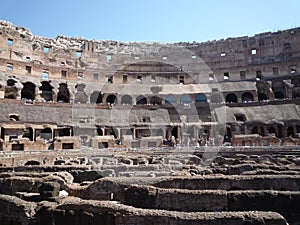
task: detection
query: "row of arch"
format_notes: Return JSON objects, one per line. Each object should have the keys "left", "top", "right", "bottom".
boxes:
{"left": 91, "top": 93, "right": 208, "bottom": 105}
{"left": 251, "top": 125, "right": 300, "bottom": 138}
{"left": 3, "top": 80, "right": 293, "bottom": 105}
{"left": 4, "top": 80, "right": 71, "bottom": 103}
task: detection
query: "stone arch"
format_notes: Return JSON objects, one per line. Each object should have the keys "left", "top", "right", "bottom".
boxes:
{"left": 90, "top": 91, "right": 102, "bottom": 104}
{"left": 241, "top": 92, "right": 254, "bottom": 102}
{"left": 74, "top": 84, "right": 88, "bottom": 103}
{"left": 106, "top": 94, "right": 117, "bottom": 104}
{"left": 195, "top": 93, "right": 207, "bottom": 103}
{"left": 210, "top": 93, "right": 222, "bottom": 104}
{"left": 40, "top": 81, "right": 53, "bottom": 101}
{"left": 136, "top": 95, "right": 147, "bottom": 105}
{"left": 180, "top": 94, "right": 192, "bottom": 104}
{"left": 225, "top": 93, "right": 238, "bottom": 103}
{"left": 57, "top": 83, "right": 70, "bottom": 103}
{"left": 150, "top": 96, "right": 162, "bottom": 105}
{"left": 5, "top": 79, "right": 18, "bottom": 99}
{"left": 272, "top": 80, "right": 286, "bottom": 99}
{"left": 165, "top": 94, "right": 176, "bottom": 104}
{"left": 121, "top": 95, "right": 132, "bottom": 105}
{"left": 21, "top": 82, "right": 35, "bottom": 101}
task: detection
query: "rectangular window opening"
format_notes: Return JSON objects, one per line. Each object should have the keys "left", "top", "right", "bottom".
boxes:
{"left": 179, "top": 75, "right": 184, "bottom": 84}
{"left": 76, "top": 51, "right": 82, "bottom": 58}
{"left": 284, "top": 43, "right": 291, "bottom": 50}
{"left": 235, "top": 114, "right": 246, "bottom": 122}
{"left": 6, "top": 63, "right": 13, "bottom": 71}
{"left": 106, "top": 55, "right": 112, "bottom": 62}
{"left": 137, "top": 75, "right": 142, "bottom": 82}
{"left": 251, "top": 48, "right": 257, "bottom": 55}
{"left": 273, "top": 67, "right": 279, "bottom": 75}
{"left": 256, "top": 70, "right": 262, "bottom": 80}
{"left": 209, "top": 73, "right": 214, "bottom": 81}
{"left": 220, "top": 52, "right": 226, "bottom": 57}
{"left": 26, "top": 66, "right": 31, "bottom": 74}
{"left": 61, "top": 70, "right": 67, "bottom": 77}
{"left": 240, "top": 71, "right": 246, "bottom": 79}
{"left": 7, "top": 38, "right": 13, "bottom": 46}
{"left": 123, "top": 75, "right": 128, "bottom": 83}
{"left": 42, "top": 70, "right": 49, "bottom": 79}
{"left": 151, "top": 75, "right": 156, "bottom": 83}
{"left": 192, "top": 55, "right": 197, "bottom": 59}
{"left": 78, "top": 72, "right": 83, "bottom": 79}
{"left": 43, "top": 46, "right": 50, "bottom": 53}
{"left": 290, "top": 65, "right": 297, "bottom": 74}
{"left": 93, "top": 73, "right": 98, "bottom": 80}
{"left": 61, "top": 61, "right": 65, "bottom": 66}
{"left": 224, "top": 72, "right": 229, "bottom": 80}
{"left": 25, "top": 56, "right": 30, "bottom": 62}
{"left": 107, "top": 75, "right": 113, "bottom": 83}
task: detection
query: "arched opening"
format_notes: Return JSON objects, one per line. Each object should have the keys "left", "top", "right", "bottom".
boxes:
{"left": 40, "top": 81, "right": 53, "bottom": 101}
{"left": 272, "top": 80, "right": 286, "bottom": 99}
{"left": 150, "top": 96, "right": 162, "bottom": 105}
{"left": 57, "top": 83, "right": 70, "bottom": 103}
{"left": 5, "top": 79, "right": 18, "bottom": 99}
{"left": 165, "top": 94, "right": 176, "bottom": 104}
{"left": 287, "top": 126, "right": 295, "bottom": 137}
{"left": 106, "top": 94, "right": 117, "bottom": 104}
{"left": 136, "top": 95, "right": 147, "bottom": 105}
{"left": 241, "top": 92, "right": 254, "bottom": 102}
{"left": 274, "top": 91, "right": 285, "bottom": 99}
{"left": 225, "top": 93, "right": 238, "bottom": 103}
{"left": 258, "top": 93, "right": 268, "bottom": 101}
{"left": 9, "top": 114, "right": 19, "bottom": 121}
{"left": 40, "top": 128, "right": 52, "bottom": 140}
{"left": 195, "top": 93, "right": 207, "bottom": 103}
{"left": 269, "top": 127, "right": 276, "bottom": 136}
{"left": 121, "top": 95, "right": 132, "bottom": 105}
{"left": 180, "top": 94, "right": 192, "bottom": 104}
{"left": 21, "top": 82, "right": 35, "bottom": 101}
{"left": 210, "top": 93, "right": 222, "bottom": 104}
{"left": 90, "top": 91, "right": 102, "bottom": 104}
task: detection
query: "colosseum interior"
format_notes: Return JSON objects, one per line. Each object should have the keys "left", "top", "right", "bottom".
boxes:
{"left": 0, "top": 20, "right": 300, "bottom": 225}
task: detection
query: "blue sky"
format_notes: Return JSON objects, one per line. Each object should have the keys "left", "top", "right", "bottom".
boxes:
{"left": 1, "top": 0, "right": 299, "bottom": 43}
